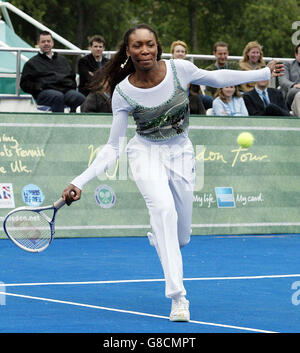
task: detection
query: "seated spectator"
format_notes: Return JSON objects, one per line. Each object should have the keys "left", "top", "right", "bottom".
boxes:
{"left": 170, "top": 39, "right": 212, "bottom": 110}
{"left": 213, "top": 86, "right": 248, "bottom": 116}
{"left": 20, "top": 31, "right": 85, "bottom": 113}
{"left": 78, "top": 35, "right": 109, "bottom": 96}
{"left": 205, "top": 41, "right": 239, "bottom": 97}
{"left": 239, "top": 41, "right": 266, "bottom": 93}
{"left": 243, "top": 79, "right": 290, "bottom": 116}
{"left": 189, "top": 84, "right": 206, "bottom": 115}
{"left": 170, "top": 40, "right": 188, "bottom": 59}
{"left": 80, "top": 69, "right": 112, "bottom": 113}
{"left": 279, "top": 44, "right": 300, "bottom": 116}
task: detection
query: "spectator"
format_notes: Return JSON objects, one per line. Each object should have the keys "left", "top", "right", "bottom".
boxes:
{"left": 20, "top": 31, "right": 85, "bottom": 113}
{"left": 171, "top": 40, "right": 212, "bottom": 110}
{"left": 80, "top": 69, "right": 112, "bottom": 113}
{"left": 213, "top": 86, "right": 248, "bottom": 116}
{"left": 239, "top": 41, "right": 266, "bottom": 93}
{"left": 189, "top": 84, "right": 206, "bottom": 115}
{"left": 205, "top": 41, "right": 239, "bottom": 97}
{"left": 279, "top": 44, "right": 300, "bottom": 116}
{"left": 243, "top": 79, "right": 290, "bottom": 116}
{"left": 78, "top": 35, "right": 109, "bottom": 96}
{"left": 170, "top": 40, "right": 188, "bottom": 59}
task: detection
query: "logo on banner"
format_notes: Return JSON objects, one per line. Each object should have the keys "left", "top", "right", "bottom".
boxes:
{"left": 0, "top": 183, "right": 15, "bottom": 208}
{"left": 95, "top": 185, "right": 116, "bottom": 209}
{"left": 215, "top": 187, "right": 236, "bottom": 208}
{"left": 22, "top": 184, "right": 45, "bottom": 206}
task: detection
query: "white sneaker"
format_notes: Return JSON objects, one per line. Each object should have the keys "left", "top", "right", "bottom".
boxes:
{"left": 147, "top": 232, "right": 156, "bottom": 247}
{"left": 169, "top": 297, "right": 190, "bottom": 322}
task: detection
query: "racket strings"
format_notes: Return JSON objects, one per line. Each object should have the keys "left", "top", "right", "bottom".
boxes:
{"left": 5, "top": 210, "right": 52, "bottom": 250}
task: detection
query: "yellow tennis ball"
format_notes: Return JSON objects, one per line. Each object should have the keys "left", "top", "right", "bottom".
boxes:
{"left": 237, "top": 132, "right": 254, "bottom": 148}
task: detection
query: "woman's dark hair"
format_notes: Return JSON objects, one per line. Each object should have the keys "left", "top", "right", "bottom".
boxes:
{"left": 88, "top": 69, "right": 106, "bottom": 93}
{"left": 98, "top": 24, "right": 163, "bottom": 96}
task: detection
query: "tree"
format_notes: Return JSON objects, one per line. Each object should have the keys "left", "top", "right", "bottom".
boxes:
{"left": 5, "top": 0, "right": 300, "bottom": 60}
{"left": 239, "top": 0, "right": 299, "bottom": 58}
{"left": 188, "top": 0, "right": 198, "bottom": 52}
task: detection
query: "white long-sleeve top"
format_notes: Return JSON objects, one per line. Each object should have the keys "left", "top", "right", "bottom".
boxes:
{"left": 71, "top": 59, "right": 270, "bottom": 189}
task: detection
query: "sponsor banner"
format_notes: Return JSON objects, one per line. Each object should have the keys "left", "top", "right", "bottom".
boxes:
{"left": 0, "top": 113, "right": 300, "bottom": 237}
{"left": 22, "top": 184, "right": 44, "bottom": 206}
{"left": 0, "top": 183, "right": 15, "bottom": 208}
{"left": 215, "top": 187, "right": 235, "bottom": 208}
{"left": 95, "top": 185, "right": 116, "bottom": 209}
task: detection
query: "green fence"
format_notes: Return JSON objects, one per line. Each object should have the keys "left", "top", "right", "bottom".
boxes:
{"left": 0, "top": 112, "right": 300, "bottom": 238}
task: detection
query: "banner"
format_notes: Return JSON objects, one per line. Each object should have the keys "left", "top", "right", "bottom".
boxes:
{"left": 1, "top": 112, "right": 300, "bottom": 238}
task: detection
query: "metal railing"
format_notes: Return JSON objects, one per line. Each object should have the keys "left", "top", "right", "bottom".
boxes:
{"left": 0, "top": 47, "right": 295, "bottom": 96}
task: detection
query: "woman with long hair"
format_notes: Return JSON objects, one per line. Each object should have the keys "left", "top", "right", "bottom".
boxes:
{"left": 62, "top": 24, "right": 282, "bottom": 322}
{"left": 170, "top": 40, "right": 188, "bottom": 59}
{"left": 213, "top": 86, "right": 248, "bottom": 116}
{"left": 80, "top": 69, "right": 112, "bottom": 113}
{"left": 239, "top": 41, "right": 266, "bottom": 92}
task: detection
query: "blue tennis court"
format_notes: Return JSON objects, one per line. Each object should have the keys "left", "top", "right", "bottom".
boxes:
{"left": 0, "top": 233, "right": 300, "bottom": 334}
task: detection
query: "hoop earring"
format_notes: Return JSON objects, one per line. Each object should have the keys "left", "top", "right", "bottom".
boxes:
{"left": 120, "top": 56, "right": 129, "bottom": 69}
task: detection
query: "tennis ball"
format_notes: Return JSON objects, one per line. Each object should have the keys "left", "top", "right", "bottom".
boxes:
{"left": 237, "top": 132, "right": 254, "bottom": 148}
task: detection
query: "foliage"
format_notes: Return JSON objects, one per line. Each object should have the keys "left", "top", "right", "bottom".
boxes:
{"left": 4, "top": 0, "right": 300, "bottom": 61}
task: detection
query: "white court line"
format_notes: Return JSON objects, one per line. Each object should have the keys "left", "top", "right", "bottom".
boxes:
{"left": 1, "top": 122, "right": 300, "bottom": 132}
{"left": 189, "top": 125, "right": 300, "bottom": 131}
{"left": 51, "top": 222, "right": 300, "bottom": 231}
{"left": 192, "top": 222, "right": 300, "bottom": 228}
{"left": 0, "top": 123, "right": 136, "bottom": 129}
{"left": 0, "top": 291, "right": 277, "bottom": 333}
{"left": 3, "top": 273, "right": 300, "bottom": 287}
{"left": 55, "top": 224, "right": 151, "bottom": 230}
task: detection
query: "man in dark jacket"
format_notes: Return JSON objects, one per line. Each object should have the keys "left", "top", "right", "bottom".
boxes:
{"left": 20, "top": 31, "right": 85, "bottom": 112}
{"left": 243, "top": 79, "right": 290, "bottom": 116}
{"left": 279, "top": 44, "right": 300, "bottom": 116}
{"left": 78, "top": 35, "right": 109, "bottom": 96}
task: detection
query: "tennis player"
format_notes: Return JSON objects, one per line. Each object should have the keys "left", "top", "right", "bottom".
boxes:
{"left": 62, "top": 24, "right": 283, "bottom": 322}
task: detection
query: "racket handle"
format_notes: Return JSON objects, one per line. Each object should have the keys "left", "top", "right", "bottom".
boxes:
{"left": 53, "top": 198, "right": 66, "bottom": 209}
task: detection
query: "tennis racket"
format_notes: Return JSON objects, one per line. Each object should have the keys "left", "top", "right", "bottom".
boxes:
{"left": 3, "top": 197, "right": 68, "bottom": 253}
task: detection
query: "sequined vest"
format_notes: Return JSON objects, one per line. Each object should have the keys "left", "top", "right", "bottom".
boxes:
{"left": 116, "top": 59, "right": 189, "bottom": 141}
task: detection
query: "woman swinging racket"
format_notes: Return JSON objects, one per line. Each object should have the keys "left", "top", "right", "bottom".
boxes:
{"left": 62, "top": 24, "right": 283, "bottom": 321}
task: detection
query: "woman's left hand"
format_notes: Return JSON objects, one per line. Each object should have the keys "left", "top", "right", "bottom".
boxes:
{"left": 267, "top": 60, "right": 285, "bottom": 77}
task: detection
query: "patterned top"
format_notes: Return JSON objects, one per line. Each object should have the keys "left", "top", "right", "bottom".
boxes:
{"left": 71, "top": 61, "right": 271, "bottom": 190}
{"left": 116, "top": 59, "right": 190, "bottom": 141}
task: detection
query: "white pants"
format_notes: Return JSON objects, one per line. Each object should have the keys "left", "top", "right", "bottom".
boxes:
{"left": 126, "top": 134, "right": 195, "bottom": 298}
